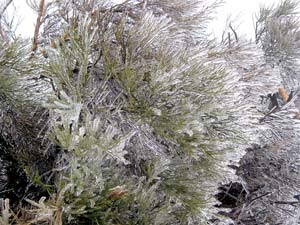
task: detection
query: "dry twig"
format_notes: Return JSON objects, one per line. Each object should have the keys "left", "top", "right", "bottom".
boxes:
{"left": 32, "top": 0, "right": 45, "bottom": 52}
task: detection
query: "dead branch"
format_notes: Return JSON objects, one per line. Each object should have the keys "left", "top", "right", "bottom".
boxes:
{"left": 32, "top": 0, "right": 45, "bottom": 52}
{"left": 246, "top": 192, "right": 271, "bottom": 206}
{"left": 229, "top": 23, "right": 238, "bottom": 42}
{"left": 0, "top": 0, "right": 13, "bottom": 19}
{"left": 255, "top": 21, "right": 266, "bottom": 44}
{"left": 273, "top": 201, "right": 299, "bottom": 206}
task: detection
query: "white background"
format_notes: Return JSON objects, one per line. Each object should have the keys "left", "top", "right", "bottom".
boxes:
{"left": 209, "top": 0, "right": 279, "bottom": 40}
{"left": 7, "top": 0, "right": 279, "bottom": 39}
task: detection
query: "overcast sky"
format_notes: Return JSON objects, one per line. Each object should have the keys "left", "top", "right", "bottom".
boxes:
{"left": 209, "top": 0, "right": 277, "bottom": 40}
{"left": 8, "top": 0, "right": 278, "bottom": 40}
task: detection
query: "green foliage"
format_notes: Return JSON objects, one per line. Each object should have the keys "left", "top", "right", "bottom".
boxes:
{"left": 255, "top": 0, "right": 300, "bottom": 60}
{"left": 0, "top": 0, "right": 279, "bottom": 225}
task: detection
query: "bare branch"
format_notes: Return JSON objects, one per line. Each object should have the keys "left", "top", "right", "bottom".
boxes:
{"left": 229, "top": 23, "right": 238, "bottom": 42}
{"left": 0, "top": 0, "right": 13, "bottom": 19}
{"left": 32, "top": 0, "right": 45, "bottom": 52}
